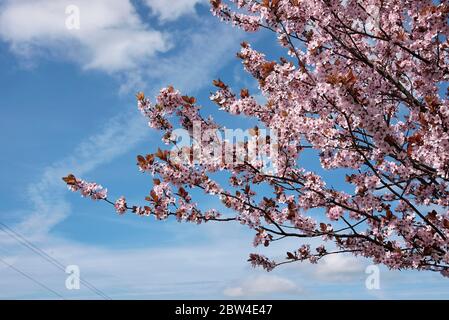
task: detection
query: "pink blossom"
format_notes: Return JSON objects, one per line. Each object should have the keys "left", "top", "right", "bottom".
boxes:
{"left": 327, "top": 206, "right": 344, "bottom": 221}
{"left": 63, "top": 175, "right": 107, "bottom": 201}
{"left": 114, "top": 197, "right": 127, "bottom": 214}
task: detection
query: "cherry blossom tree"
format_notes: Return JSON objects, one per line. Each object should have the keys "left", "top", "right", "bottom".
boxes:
{"left": 64, "top": 0, "right": 449, "bottom": 277}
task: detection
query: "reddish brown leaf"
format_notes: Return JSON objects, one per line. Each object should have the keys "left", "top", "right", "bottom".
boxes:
{"left": 320, "top": 223, "right": 327, "bottom": 232}
{"left": 212, "top": 79, "right": 227, "bottom": 89}
{"left": 182, "top": 95, "right": 196, "bottom": 104}
{"left": 286, "top": 252, "right": 296, "bottom": 260}
{"left": 62, "top": 174, "right": 77, "bottom": 185}
{"left": 240, "top": 88, "right": 250, "bottom": 99}
{"left": 150, "top": 190, "right": 159, "bottom": 202}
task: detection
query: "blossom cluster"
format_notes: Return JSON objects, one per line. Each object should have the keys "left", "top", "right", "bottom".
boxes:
{"left": 63, "top": 174, "right": 107, "bottom": 200}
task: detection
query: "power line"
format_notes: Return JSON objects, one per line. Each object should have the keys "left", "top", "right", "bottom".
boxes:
{"left": 0, "top": 222, "right": 112, "bottom": 300}
{"left": 0, "top": 222, "right": 111, "bottom": 300}
{"left": 0, "top": 255, "right": 65, "bottom": 299}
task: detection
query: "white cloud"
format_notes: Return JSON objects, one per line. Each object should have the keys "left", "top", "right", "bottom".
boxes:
{"left": 143, "top": 0, "right": 206, "bottom": 22}
{"left": 223, "top": 275, "right": 300, "bottom": 297}
{"left": 314, "top": 254, "right": 366, "bottom": 281}
{"left": 0, "top": 0, "right": 241, "bottom": 92}
{"left": 0, "top": 0, "right": 170, "bottom": 72}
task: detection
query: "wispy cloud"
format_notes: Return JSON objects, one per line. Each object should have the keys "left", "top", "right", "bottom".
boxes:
{"left": 223, "top": 274, "right": 301, "bottom": 298}
{"left": 143, "top": 0, "right": 207, "bottom": 22}
{"left": 157, "top": 30, "right": 240, "bottom": 92}
{"left": 122, "top": 21, "right": 243, "bottom": 94}
{"left": 16, "top": 111, "right": 148, "bottom": 238}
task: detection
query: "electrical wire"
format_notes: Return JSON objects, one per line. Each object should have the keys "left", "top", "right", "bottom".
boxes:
{"left": 0, "top": 222, "right": 112, "bottom": 300}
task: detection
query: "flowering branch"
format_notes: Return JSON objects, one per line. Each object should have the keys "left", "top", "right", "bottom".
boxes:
{"left": 64, "top": 0, "right": 449, "bottom": 277}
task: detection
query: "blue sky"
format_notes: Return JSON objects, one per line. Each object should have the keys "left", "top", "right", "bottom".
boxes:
{"left": 0, "top": 0, "right": 448, "bottom": 299}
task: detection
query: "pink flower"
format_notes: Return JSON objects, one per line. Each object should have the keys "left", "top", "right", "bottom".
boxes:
{"left": 64, "top": 175, "right": 107, "bottom": 201}
{"left": 114, "top": 197, "right": 127, "bottom": 214}
{"left": 327, "top": 206, "right": 343, "bottom": 221}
